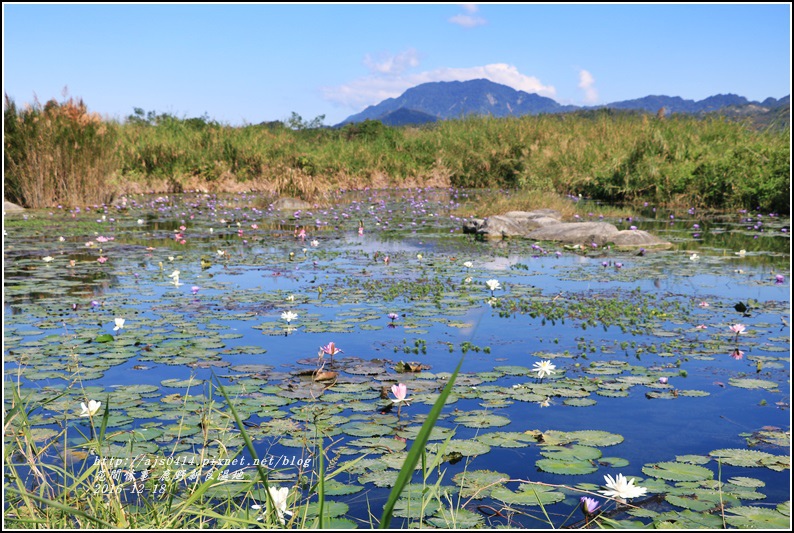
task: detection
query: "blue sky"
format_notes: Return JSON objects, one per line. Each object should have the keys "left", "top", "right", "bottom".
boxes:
{"left": 3, "top": 3, "right": 791, "bottom": 126}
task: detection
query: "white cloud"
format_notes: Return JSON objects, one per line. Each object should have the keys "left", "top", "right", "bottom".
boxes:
{"left": 321, "top": 62, "right": 556, "bottom": 110}
{"left": 578, "top": 69, "right": 598, "bottom": 104}
{"left": 363, "top": 49, "right": 420, "bottom": 75}
{"left": 450, "top": 3, "right": 486, "bottom": 27}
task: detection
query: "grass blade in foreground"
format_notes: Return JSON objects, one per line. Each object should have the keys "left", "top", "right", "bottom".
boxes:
{"left": 379, "top": 356, "right": 464, "bottom": 529}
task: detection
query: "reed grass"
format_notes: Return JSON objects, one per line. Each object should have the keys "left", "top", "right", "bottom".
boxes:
{"left": 5, "top": 95, "right": 789, "bottom": 213}
{"left": 4, "top": 94, "right": 121, "bottom": 208}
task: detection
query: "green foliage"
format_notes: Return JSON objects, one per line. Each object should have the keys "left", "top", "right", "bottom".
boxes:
{"left": 6, "top": 95, "right": 790, "bottom": 212}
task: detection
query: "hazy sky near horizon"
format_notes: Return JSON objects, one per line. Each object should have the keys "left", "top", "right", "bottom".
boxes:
{"left": 3, "top": 3, "right": 791, "bottom": 126}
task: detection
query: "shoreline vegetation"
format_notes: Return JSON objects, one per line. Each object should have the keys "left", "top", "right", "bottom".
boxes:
{"left": 3, "top": 94, "right": 790, "bottom": 215}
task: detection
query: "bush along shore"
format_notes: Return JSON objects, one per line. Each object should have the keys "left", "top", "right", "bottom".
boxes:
{"left": 4, "top": 94, "right": 790, "bottom": 214}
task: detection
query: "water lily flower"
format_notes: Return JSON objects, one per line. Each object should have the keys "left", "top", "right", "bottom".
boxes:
{"left": 252, "top": 486, "right": 292, "bottom": 524}
{"left": 416, "top": 253, "right": 422, "bottom": 260}
{"left": 42, "top": 256, "right": 54, "bottom": 262}
{"left": 97, "top": 256, "right": 108, "bottom": 264}
{"left": 137, "top": 219, "right": 145, "bottom": 225}
{"left": 485, "top": 279, "right": 501, "bottom": 294}
{"left": 310, "top": 239, "right": 319, "bottom": 247}
{"left": 387, "top": 312, "right": 399, "bottom": 322}
{"left": 285, "top": 294, "right": 295, "bottom": 302}
{"left": 775, "top": 274, "right": 784, "bottom": 284}
{"left": 729, "top": 324, "right": 746, "bottom": 335}
{"left": 80, "top": 400, "right": 101, "bottom": 417}
{"left": 58, "top": 236, "right": 65, "bottom": 242}
{"left": 699, "top": 301, "right": 709, "bottom": 308}
{"left": 696, "top": 324, "right": 707, "bottom": 329}
{"left": 580, "top": 496, "right": 601, "bottom": 515}
{"left": 391, "top": 383, "right": 411, "bottom": 405}
{"left": 113, "top": 317, "right": 125, "bottom": 331}
{"left": 538, "top": 397, "right": 551, "bottom": 408}
{"left": 731, "top": 349, "right": 744, "bottom": 360}
{"left": 191, "top": 286, "right": 200, "bottom": 295}
{"left": 281, "top": 311, "right": 298, "bottom": 324}
{"left": 690, "top": 253, "right": 699, "bottom": 261}
{"left": 658, "top": 377, "right": 669, "bottom": 385}
{"left": 464, "top": 276, "right": 472, "bottom": 284}
{"left": 383, "top": 255, "right": 389, "bottom": 265}
{"left": 533, "top": 360, "right": 557, "bottom": 379}
{"left": 217, "top": 249, "right": 225, "bottom": 256}
{"left": 463, "top": 261, "right": 473, "bottom": 269}
{"left": 320, "top": 342, "right": 343, "bottom": 358}
{"left": 736, "top": 249, "right": 746, "bottom": 257}
{"left": 600, "top": 473, "right": 647, "bottom": 501}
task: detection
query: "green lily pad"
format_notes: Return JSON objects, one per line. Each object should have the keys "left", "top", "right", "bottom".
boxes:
{"left": 536, "top": 457, "right": 598, "bottom": 475}
{"left": 454, "top": 411, "right": 511, "bottom": 429}
{"left": 642, "top": 461, "right": 713, "bottom": 482}
{"left": 451, "top": 469, "right": 509, "bottom": 498}
{"left": 728, "top": 378, "right": 779, "bottom": 390}
{"left": 490, "top": 483, "right": 566, "bottom": 506}
{"left": 724, "top": 506, "right": 791, "bottom": 529}
{"left": 709, "top": 448, "right": 784, "bottom": 468}
{"left": 539, "top": 444, "right": 602, "bottom": 461}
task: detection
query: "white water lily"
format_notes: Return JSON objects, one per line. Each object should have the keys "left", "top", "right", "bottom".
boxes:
{"left": 80, "top": 400, "right": 101, "bottom": 417}
{"left": 169, "top": 270, "right": 180, "bottom": 279}
{"left": 310, "top": 239, "right": 319, "bottom": 247}
{"left": 113, "top": 317, "right": 125, "bottom": 331}
{"left": 689, "top": 253, "right": 699, "bottom": 261}
{"left": 463, "top": 261, "right": 473, "bottom": 269}
{"left": 533, "top": 360, "right": 556, "bottom": 379}
{"left": 485, "top": 279, "right": 501, "bottom": 293}
{"left": 137, "top": 219, "right": 145, "bottom": 225}
{"left": 252, "top": 486, "right": 292, "bottom": 524}
{"left": 600, "top": 473, "right": 648, "bottom": 501}
{"left": 281, "top": 311, "right": 298, "bottom": 324}
{"left": 42, "top": 256, "right": 54, "bottom": 262}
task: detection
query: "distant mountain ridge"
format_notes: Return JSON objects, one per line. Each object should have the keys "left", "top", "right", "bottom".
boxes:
{"left": 337, "top": 79, "right": 789, "bottom": 127}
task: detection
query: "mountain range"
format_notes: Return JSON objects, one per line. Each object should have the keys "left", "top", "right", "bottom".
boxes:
{"left": 337, "top": 79, "right": 789, "bottom": 128}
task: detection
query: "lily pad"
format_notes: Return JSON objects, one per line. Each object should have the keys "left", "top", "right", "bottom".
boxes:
{"left": 490, "top": 483, "right": 566, "bottom": 506}
{"left": 535, "top": 458, "right": 598, "bottom": 475}
{"left": 641, "top": 461, "right": 714, "bottom": 482}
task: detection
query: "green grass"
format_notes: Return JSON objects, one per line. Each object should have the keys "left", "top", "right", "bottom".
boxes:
{"left": 5, "top": 95, "right": 790, "bottom": 213}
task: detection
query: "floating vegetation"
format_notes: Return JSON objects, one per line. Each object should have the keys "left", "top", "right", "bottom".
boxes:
{"left": 3, "top": 190, "right": 790, "bottom": 529}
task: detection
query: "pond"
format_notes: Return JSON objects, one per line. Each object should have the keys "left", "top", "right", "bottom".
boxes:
{"left": 3, "top": 189, "right": 790, "bottom": 529}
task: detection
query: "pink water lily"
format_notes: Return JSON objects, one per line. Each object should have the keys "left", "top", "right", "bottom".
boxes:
{"left": 729, "top": 324, "right": 746, "bottom": 335}
{"left": 391, "top": 383, "right": 411, "bottom": 404}
{"left": 320, "top": 342, "right": 343, "bottom": 358}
